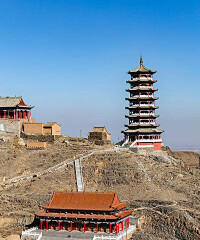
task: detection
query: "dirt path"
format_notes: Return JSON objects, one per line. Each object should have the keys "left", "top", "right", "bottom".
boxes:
{"left": 0, "top": 146, "right": 118, "bottom": 187}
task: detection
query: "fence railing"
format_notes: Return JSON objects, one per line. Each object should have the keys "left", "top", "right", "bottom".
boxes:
{"left": 93, "top": 225, "right": 136, "bottom": 240}
{"left": 21, "top": 228, "right": 42, "bottom": 240}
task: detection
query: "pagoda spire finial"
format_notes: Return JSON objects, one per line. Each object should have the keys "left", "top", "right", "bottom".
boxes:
{"left": 140, "top": 54, "right": 143, "bottom": 65}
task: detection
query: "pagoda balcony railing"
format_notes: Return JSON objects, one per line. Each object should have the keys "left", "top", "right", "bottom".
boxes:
{"left": 130, "top": 113, "right": 155, "bottom": 116}
{"left": 130, "top": 104, "right": 155, "bottom": 107}
{"left": 130, "top": 95, "right": 154, "bottom": 98}
{"left": 140, "top": 95, "right": 153, "bottom": 97}
{"left": 131, "top": 77, "right": 153, "bottom": 81}
{"left": 93, "top": 225, "right": 136, "bottom": 240}
{"left": 137, "top": 139, "right": 162, "bottom": 143}
{"left": 130, "top": 86, "right": 153, "bottom": 90}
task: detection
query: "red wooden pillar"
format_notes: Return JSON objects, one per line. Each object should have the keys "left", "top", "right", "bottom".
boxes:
{"left": 58, "top": 221, "right": 60, "bottom": 231}
{"left": 122, "top": 221, "right": 123, "bottom": 231}
{"left": 109, "top": 223, "right": 111, "bottom": 233}
{"left": 70, "top": 221, "right": 72, "bottom": 232}
{"left": 14, "top": 110, "right": 15, "bottom": 119}
{"left": 46, "top": 220, "right": 48, "bottom": 230}
{"left": 40, "top": 220, "right": 43, "bottom": 230}
{"left": 4, "top": 110, "right": 6, "bottom": 118}
{"left": 128, "top": 218, "right": 129, "bottom": 227}
{"left": 115, "top": 224, "right": 117, "bottom": 234}
{"left": 84, "top": 222, "right": 86, "bottom": 232}
{"left": 96, "top": 223, "right": 98, "bottom": 232}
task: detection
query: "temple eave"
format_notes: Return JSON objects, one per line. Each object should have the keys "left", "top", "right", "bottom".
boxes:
{"left": 36, "top": 210, "right": 133, "bottom": 221}
{"left": 17, "top": 105, "right": 34, "bottom": 109}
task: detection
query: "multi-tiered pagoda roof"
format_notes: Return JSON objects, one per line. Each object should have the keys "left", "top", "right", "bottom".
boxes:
{"left": 122, "top": 56, "right": 164, "bottom": 150}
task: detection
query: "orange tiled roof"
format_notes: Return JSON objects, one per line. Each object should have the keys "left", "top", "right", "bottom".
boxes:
{"left": 43, "top": 192, "right": 129, "bottom": 211}
{"left": 36, "top": 210, "right": 133, "bottom": 220}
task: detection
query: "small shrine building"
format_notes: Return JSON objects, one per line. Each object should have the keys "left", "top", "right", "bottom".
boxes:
{"left": 0, "top": 96, "right": 34, "bottom": 121}
{"left": 36, "top": 191, "right": 133, "bottom": 234}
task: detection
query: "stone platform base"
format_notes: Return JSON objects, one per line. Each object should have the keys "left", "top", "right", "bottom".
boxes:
{"left": 21, "top": 225, "right": 136, "bottom": 240}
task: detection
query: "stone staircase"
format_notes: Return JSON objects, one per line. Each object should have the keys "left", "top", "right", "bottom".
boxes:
{"left": 74, "top": 158, "right": 84, "bottom": 192}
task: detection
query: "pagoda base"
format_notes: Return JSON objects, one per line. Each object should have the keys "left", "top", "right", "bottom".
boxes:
{"left": 129, "top": 139, "right": 163, "bottom": 151}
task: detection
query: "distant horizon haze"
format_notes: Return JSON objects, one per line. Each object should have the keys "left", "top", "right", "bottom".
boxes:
{"left": 0, "top": 0, "right": 199, "bottom": 150}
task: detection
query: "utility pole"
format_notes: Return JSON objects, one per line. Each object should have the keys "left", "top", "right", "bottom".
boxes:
{"left": 80, "top": 130, "right": 82, "bottom": 138}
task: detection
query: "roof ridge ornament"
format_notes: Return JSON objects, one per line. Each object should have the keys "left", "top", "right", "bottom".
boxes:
{"left": 140, "top": 54, "right": 143, "bottom": 66}
{"left": 127, "top": 55, "right": 157, "bottom": 74}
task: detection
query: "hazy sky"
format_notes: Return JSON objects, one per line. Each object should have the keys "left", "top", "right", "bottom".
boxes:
{"left": 0, "top": 0, "right": 200, "bottom": 149}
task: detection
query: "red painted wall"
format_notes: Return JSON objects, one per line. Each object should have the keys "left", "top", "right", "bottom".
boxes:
{"left": 154, "top": 142, "right": 162, "bottom": 150}
{"left": 135, "top": 142, "right": 162, "bottom": 151}
{"left": 137, "top": 142, "right": 153, "bottom": 146}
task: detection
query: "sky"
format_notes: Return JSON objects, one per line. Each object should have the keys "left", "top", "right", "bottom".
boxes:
{"left": 0, "top": 0, "right": 200, "bottom": 149}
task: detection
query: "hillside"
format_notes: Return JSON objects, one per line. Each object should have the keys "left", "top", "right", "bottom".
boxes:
{"left": 0, "top": 138, "right": 199, "bottom": 239}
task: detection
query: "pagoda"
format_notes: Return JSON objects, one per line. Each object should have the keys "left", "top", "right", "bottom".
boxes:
{"left": 122, "top": 56, "right": 164, "bottom": 150}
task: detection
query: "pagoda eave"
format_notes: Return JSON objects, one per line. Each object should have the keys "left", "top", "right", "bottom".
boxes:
{"left": 125, "top": 97, "right": 159, "bottom": 101}
{"left": 125, "top": 124, "right": 160, "bottom": 128}
{"left": 126, "top": 80, "right": 157, "bottom": 83}
{"left": 123, "top": 129, "right": 164, "bottom": 134}
{"left": 126, "top": 88, "right": 158, "bottom": 92}
{"left": 125, "top": 106, "right": 159, "bottom": 110}
{"left": 125, "top": 115, "right": 160, "bottom": 118}
{"left": 127, "top": 70, "right": 157, "bottom": 75}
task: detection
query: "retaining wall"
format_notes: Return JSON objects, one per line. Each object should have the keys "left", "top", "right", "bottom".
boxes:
{"left": 20, "top": 132, "right": 56, "bottom": 142}
{"left": 0, "top": 119, "right": 20, "bottom": 137}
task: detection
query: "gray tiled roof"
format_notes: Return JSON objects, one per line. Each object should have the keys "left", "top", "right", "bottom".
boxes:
{"left": 123, "top": 128, "right": 164, "bottom": 134}
{"left": 0, "top": 97, "right": 34, "bottom": 108}
{"left": 127, "top": 56, "right": 157, "bottom": 74}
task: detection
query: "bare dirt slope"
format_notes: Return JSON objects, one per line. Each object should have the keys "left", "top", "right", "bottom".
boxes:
{"left": 0, "top": 139, "right": 199, "bottom": 239}
{"left": 169, "top": 150, "right": 200, "bottom": 167}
